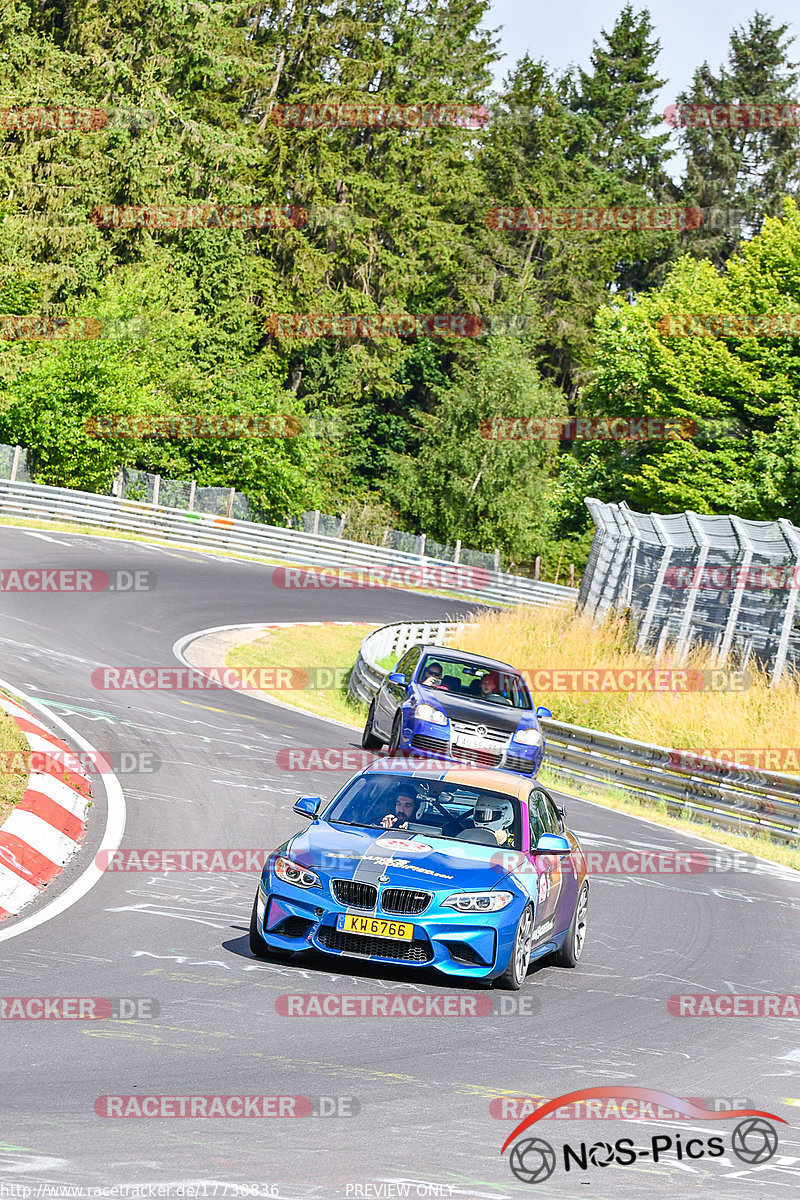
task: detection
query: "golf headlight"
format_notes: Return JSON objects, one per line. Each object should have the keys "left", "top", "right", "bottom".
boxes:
{"left": 513, "top": 726, "right": 542, "bottom": 746}
{"left": 417, "top": 703, "right": 448, "bottom": 726}
{"left": 274, "top": 856, "right": 320, "bottom": 889}
{"left": 442, "top": 890, "right": 514, "bottom": 912}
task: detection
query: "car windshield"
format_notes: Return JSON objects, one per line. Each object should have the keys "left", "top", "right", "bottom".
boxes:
{"left": 324, "top": 774, "right": 522, "bottom": 849}
{"left": 417, "top": 654, "right": 531, "bottom": 709}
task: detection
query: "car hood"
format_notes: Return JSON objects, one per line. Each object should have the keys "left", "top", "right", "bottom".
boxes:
{"left": 287, "top": 822, "right": 512, "bottom": 891}
{"left": 416, "top": 686, "right": 535, "bottom": 733}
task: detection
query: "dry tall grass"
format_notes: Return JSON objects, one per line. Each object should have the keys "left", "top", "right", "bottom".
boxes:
{"left": 457, "top": 607, "right": 800, "bottom": 759}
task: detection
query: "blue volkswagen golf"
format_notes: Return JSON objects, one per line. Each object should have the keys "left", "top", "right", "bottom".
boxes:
{"left": 249, "top": 764, "right": 588, "bottom": 990}
{"left": 361, "top": 646, "right": 551, "bottom": 776}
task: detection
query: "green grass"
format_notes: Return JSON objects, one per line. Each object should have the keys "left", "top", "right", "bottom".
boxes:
{"left": 226, "top": 623, "right": 374, "bottom": 725}
{"left": 0, "top": 705, "right": 29, "bottom": 824}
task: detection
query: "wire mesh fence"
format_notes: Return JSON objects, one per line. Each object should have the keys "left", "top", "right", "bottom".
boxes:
{"left": 579, "top": 498, "right": 800, "bottom": 684}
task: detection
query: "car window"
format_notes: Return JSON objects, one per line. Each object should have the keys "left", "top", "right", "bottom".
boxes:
{"left": 395, "top": 647, "right": 421, "bottom": 677}
{"left": 325, "top": 775, "right": 523, "bottom": 849}
{"left": 528, "top": 791, "right": 545, "bottom": 848}
{"left": 530, "top": 788, "right": 559, "bottom": 840}
{"left": 421, "top": 657, "right": 531, "bottom": 708}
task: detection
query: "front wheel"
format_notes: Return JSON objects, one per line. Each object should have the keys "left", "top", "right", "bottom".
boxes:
{"left": 361, "top": 701, "right": 384, "bottom": 750}
{"left": 553, "top": 882, "right": 588, "bottom": 967}
{"left": 496, "top": 905, "right": 534, "bottom": 990}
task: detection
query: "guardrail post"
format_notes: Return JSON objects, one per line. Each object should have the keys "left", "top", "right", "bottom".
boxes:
{"left": 226, "top": 487, "right": 235, "bottom": 519}
{"left": 418, "top": 533, "right": 426, "bottom": 557}
{"left": 675, "top": 511, "right": 710, "bottom": 661}
{"left": 152, "top": 475, "right": 160, "bottom": 506}
{"left": 771, "top": 519, "right": 800, "bottom": 686}
{"left": 113, "top": 468, "right": 124, "bottom": 499}
{"left": 494, "top": 548, "right": 500, "bottom": 572}
{"left": 454, "top": 539, "right": 461, "bottom": 564}
{"left": 10, "top": 446, "right": 20, "bottom": 482}
{"left": 534, "top": 556, "right": 540, "bottom": 581}
{"left": 188, "top": 480, "right": 196, "bottom": 511}
{"left": 338, "top": 512, "right": 346, "bottom": 537}
{"left": 312, "top": 510, "right": 320, "bottom": 535}
{"left": 717, "top": 516, "right": 754, "bottom": 666}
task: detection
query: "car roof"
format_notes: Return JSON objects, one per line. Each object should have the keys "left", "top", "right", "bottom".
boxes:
{"left": 413, "top": 644, "right": 521, "bottom": 672}
{"left": 360, "top": 762, "right": 532, "bottom": 801}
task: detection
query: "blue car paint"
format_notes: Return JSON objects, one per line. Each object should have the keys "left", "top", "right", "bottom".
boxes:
{"left": 253, "top": 768, "right": 585, "bottom": 982}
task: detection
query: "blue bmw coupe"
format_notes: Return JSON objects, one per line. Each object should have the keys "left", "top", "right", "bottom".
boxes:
{"left": 250, "top": 764, "right": 588, "bottom": 989}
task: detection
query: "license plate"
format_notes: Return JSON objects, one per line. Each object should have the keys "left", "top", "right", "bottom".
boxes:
{"left": 453, "top": 732, "right": 496, "bottom": 751}
{"left": 337, "top": 913, "right": 414, "bottom": 940}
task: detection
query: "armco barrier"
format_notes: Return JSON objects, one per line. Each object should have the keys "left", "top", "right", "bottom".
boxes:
{"left": 348, "top": 623, "right": 800, "bottom": 844}
{"left": 0, "top": 479, "right": 575, "bottom": 610}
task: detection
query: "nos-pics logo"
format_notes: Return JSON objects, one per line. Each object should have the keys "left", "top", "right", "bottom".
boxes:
{"left": 501, "top": 1087, "right": 785, "bottom": 1183}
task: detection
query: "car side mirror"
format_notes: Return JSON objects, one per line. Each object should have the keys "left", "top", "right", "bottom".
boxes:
{"left": 534, "top": 833, "right": 570, "bottom": 854}
{"left": 536, "top": 706, "right": 553, "bottom": 719}
{"left": 293, "top": 795, "right": 321, "bottom": 819}
{"left": 388, "top": 672, "right": 407, "bottom": 686}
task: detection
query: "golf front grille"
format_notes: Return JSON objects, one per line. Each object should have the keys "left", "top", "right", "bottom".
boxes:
{"left": 316, "top": 926, "right": 432, "bottom": 963}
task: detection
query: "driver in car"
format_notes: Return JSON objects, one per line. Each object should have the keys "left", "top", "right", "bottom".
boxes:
{"left": 380, "top": 787, "right": 419, "bottom": 830}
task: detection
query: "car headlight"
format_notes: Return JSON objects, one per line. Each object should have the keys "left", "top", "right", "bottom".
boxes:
{"left": 274, "top": 856, "right": 321, "bottom": 889}
{"left": 417, "top": 703, "right": 448, "bottom": 726}
{"left": 513, "top": 726, "right": 542, "bottom": 746}
{"left": 441, "top": 890, "right": 514, "bottom": 912}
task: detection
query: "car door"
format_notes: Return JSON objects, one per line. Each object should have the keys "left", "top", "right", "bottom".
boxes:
{"left": 527, "top": 786, "right": 570, "bottom": 942}
{"left": 532, "top": 785, "right": 579, "bottom": 938}
{"left": 375, "top": 646, "right": 419, "bottom": 737}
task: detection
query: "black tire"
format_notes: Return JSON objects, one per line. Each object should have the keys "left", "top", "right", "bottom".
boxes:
{"left": 496, "top": 905, "right": 534, "bottom": 991}
{"left": 361, "top": 701, "right": 384, "bottom": 750}
{"left": 388, "top": 711, "right": 403, "bottom": 755}
{"left": 249, "top": 893, "right": 287, "bottom": 960}
{"left": 553, "top": 882, "right": 588, "bottom": 967}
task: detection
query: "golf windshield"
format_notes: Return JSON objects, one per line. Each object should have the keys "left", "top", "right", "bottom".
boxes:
{"left": 325, "top": 773, "right": 522, "bottom": 849}
{"left": 418, "top": 654, "right": 531, "bottom": 709}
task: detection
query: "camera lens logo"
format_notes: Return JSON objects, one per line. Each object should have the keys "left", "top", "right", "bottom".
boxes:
{"left": 588, "top": 1141, "right": 615, "bottom": 1166}
{"left": 509, "top": 1137, "right": 556, "bottom": 1184}
{"left": 731, "top": 1118, "right": 778, "bottom": 1164}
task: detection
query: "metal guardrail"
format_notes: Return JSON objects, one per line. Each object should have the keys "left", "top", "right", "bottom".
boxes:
{"left": 0, "top": 479, "right": 576, "bottom": 610}
{"left": 348, "top": 622, "right": 800, "bottom": 844}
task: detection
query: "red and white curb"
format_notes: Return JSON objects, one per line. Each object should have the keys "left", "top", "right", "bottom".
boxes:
{"left": 0, "top": 692, "right": 92, "bottom": 920}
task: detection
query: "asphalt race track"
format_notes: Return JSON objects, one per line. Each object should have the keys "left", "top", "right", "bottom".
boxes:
{"left": 1, "top": 524, "right": 798, "bottom": 1199}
